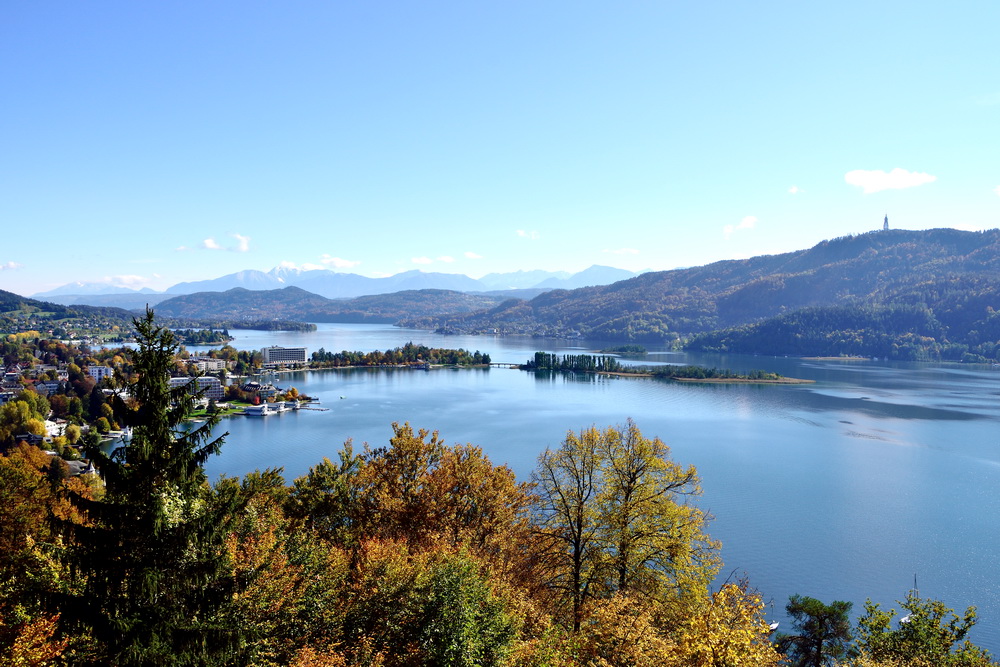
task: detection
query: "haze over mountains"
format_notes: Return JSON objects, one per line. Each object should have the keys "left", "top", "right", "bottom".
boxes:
{"left": 34, "top": 265, "right": 640, "bottom": 307}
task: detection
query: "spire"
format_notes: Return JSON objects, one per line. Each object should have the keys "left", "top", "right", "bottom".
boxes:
{"left": 883, "top": 214, "right": 889, "bottom": 231}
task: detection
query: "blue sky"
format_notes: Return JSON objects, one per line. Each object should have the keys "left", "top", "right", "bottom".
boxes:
{"left": 2, "top": 2, "right": 998, "bottom": 297}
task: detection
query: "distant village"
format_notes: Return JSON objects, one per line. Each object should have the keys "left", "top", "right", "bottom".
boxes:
{"left": 0, "top": 338, "right": 311, "bottom": 478}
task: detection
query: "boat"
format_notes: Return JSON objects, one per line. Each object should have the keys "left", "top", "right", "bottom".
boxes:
{"left": 243, "top": 404, "right": 274, "bottom": 417}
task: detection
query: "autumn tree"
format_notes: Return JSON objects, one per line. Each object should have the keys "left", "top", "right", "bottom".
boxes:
{"left": 532, "top": 421, "right": 719, "bottom": 632}
{"left": 596, "top": 419, "right": 720, "bottom": 615}
{"left": 350, "top": 422, "right": 535, "bottom": 561}
{"left": 532, "top": 425, "right": 603, "bottom": 631}
{"left": 0, "top": 443, "right": 96, "bottom": 665}
{"left": 56, "top": 309, "right": 242, "bottom": 665}
{"left": 669, "top": 580, "right": 783, "bottom": 666}
{"left": 212, "top": 469, "right": 351, "bottom": 666}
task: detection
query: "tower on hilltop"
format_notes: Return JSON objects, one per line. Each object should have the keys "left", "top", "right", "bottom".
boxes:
{"left": 883, "top": 214, "right": 889, "bottom": 231}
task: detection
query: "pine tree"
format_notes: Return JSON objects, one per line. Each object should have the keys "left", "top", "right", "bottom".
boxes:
{"left": 57, "top": 310, "right": 242, "bottom": 665}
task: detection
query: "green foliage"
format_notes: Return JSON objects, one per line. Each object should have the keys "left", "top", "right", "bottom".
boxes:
{"left": 312, "top": 342, "right": 489, "bottom": 367}
{"left": 854, "top": 593, "right": 993, "bottom": 666}
{"left": 418, "top": 554, "right": 520, "bottom": 666}
{"left": 775, "top": 595, "right": 853, "bottom": 667}
{"left": 525, "top": 352, "right": 624, "bottom": 373}
{"left": 524, "top": 352, "right": 782, "bottom": 381}
{"left": 171, "top": 328, "right": 233, "bottom": 344}
{"left": 56, "top": 309, "right": 242, "bottom": 665}
{"left": 286, "top": 444, "right": 362, "bottom": 544}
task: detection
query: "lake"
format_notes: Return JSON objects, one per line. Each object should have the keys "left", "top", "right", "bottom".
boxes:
{"left": 192, "top": 323, "right": 1000, "bottom": 650}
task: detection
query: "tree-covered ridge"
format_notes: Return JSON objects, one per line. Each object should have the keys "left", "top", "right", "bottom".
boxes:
{"left": 153, "top": 285, "right": 508, "bottom": 323}
{"left": 0, "top": 288, "right": 138, "bottom": 337}
{"left": 311, "top": 342, "right": 490, "bottom": 367}
{"left": 401, "top": 229, "right": 1000, "bottom": 358}
{"left": 686, "top": 303, "right": 999, "bottom": 362}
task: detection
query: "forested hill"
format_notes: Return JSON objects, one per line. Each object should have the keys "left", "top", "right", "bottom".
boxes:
{"left": 401, "top": 228, "right": 1000, "bottom": 360}
{"left": 153, "top": 285, "right": 508, "bottom": 323}
{"left": 0, "top": 289, "right": 138, "bottom": 332}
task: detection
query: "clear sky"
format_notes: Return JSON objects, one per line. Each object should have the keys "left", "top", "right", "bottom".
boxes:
{"left": 2, "top": 2, "right": 998, "bottom": 297}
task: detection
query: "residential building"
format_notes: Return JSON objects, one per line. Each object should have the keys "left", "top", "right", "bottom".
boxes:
{"left": 87, "top": 366, "right": 114, "bottom": 381}
{"left": 169, "top": 376, "right": 224, "bottom": 401}
{"left": 190, "top": 357, "right": 228, "bottom": 372}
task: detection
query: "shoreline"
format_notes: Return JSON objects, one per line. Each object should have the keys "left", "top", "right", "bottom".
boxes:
{"left": 671, "top": 377, "right": 815, "bottom": 384}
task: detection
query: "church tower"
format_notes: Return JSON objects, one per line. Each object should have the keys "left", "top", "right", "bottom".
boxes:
{"left": 883, "top": 214, "right": 889, "bottom": 231}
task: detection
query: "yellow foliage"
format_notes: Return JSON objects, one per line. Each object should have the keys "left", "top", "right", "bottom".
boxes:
{"left": 289, "top": 646, "right": 349, "bottom": 667}
{"left": 580, "top": 594, "right": 673, "bottom": 667}
{"left": 0, "top": 613, "right": 68, "bottom": 666}
{"left": 667, "top": 582, "right": 782, "bottom": 667}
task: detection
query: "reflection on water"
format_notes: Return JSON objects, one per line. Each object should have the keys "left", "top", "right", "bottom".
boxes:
{"left": 198, "top": 324, "right": 1000, "bottom": 651}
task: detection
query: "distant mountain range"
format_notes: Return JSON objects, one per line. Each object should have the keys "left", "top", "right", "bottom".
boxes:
{"left": 34, "top": 265, "right": 642, "bottom": 308}
{"left": 152, "top": 286, "right": 510, "bottom": 324}
{"left": 18, "top": 228, "right": 1000, "bottom": 361}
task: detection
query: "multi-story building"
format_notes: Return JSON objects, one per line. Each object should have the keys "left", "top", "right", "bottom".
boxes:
{"left": 168, "top": 376, "right": 224, "bottom": 401}
{"left": 86, "top": 365, "right": 115, "bottom": 382}
{"left": 261, "top": 346, "right": 307, "bottom": 367}
{"left": 190, "top": 357, "right": 229, "bottom": 372}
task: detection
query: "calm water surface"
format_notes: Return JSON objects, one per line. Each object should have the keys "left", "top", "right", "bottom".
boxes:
{"left": 193, "top": 324, "right": 1000, "bottom": 650}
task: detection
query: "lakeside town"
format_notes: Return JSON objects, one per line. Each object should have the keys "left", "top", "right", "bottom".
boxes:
{"left": 0, "top": 333, "right": 502, "bottom": 474}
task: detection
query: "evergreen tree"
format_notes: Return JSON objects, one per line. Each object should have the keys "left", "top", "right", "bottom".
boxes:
{"left": 776, "top": 595, "right": 853, "bottom": 666}
{"left": 57, "top": 310, "right": 241, "bottom": 665}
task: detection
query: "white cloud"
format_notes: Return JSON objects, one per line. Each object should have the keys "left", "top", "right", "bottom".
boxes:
{"left": 320, "top": 255, "right": 362, "bottom": 269}
{"left": 994, "top": 185, "right": 1000, "bottom": 197}
{"left": 411, "top": 256, "right": 433, "bottom": 265}
{"left": 278, "top": 260, "right": 324, "bottom": 271}
{"left": 437, "top": 255, "right": 455, "bottom": 263}
{"left": 603, "top": 248, "right": 640, "bottom": 255}
{"left": 104, "top": 274, "right": 147, "bottom": 287}
{"left": 788, "top": 185, "right": 800, "bottom": 194}
{"left": 192, "top": 235, "right": 250, "bottom": 252}
{"left": 517, "top": 229, "right": 540, "bottom": 240}
{"left": 724, "top": 216, "right": 758, "bottom": 240}
{"left": 844, "top": 168, "right": 937, "bottom": 194}
{"left": 464, "top": 251, "right": 483, "bottom": 259}
{"left": 0, "top": 261, "right": 23, "bottom": 271}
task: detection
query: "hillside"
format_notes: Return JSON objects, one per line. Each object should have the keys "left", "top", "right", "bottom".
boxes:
{"left": 152, "top": 286, "right": 508, "bottom": 323}
{"left": 401, "top": 228, "right": 1000, "bottom": 359}
{"left": 0, "top": 289, "right": 138, "bottom": 335}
